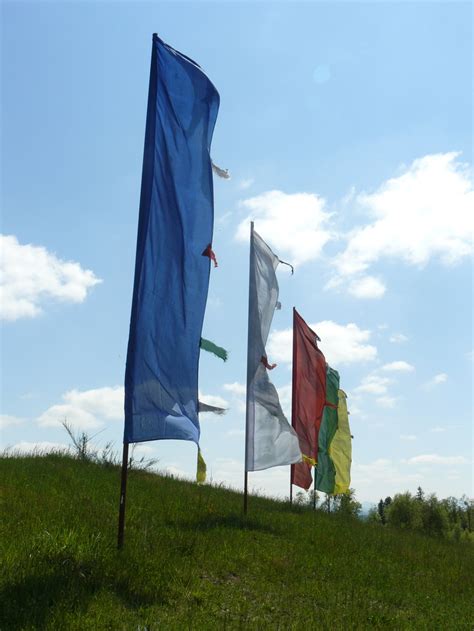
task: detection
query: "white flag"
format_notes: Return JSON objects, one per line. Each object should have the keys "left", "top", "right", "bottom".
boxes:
{"left": 245, "top": 226, "right": 302, "bottom": 471}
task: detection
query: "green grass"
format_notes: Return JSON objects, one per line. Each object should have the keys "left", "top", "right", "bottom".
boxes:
{"left": 1, "top": 454, "right": 473, "bottom": 630}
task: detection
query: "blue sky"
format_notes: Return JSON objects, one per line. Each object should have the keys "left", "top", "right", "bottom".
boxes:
{"left": 1, "top": 1, "right": 472, "bottom": 503}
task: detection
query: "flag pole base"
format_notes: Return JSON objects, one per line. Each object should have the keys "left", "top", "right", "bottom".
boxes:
{"left": 117, "top": 442, "right": 129, "bottom": 550}
{"left": 243, "top": 470, "right": 248, "bottom": 515}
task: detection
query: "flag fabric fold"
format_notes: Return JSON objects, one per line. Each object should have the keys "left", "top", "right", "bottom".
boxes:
{"left": 291, "top": 308, "right": 327, "bottom": 490}
{"left": 198, "top": 401, "right": 227, "bottom": 415}
{"left": 245, "top": 227, "right": 301, "bottom": 472}
{"left": 124, "top": 35, "right": 219, "bottom": 445}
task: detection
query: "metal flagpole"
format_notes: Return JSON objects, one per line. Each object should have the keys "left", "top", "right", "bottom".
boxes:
{"left": 289, "top": 307, "right": 297, "bottom": 506}
{"left": 313, "top": 470, "right": 317, "bottom": 510}
{"left": 289, "top": 469, "right": 293, "bottom": 506}
{"left": 243, "top": 221, "right": 254, "bottom": 515}
{"left": 117, "top": 441, "right": 129, "bottom": 549}
{"left": 314, "top": 465, "right": 318, "bottom": 510}
{"left": 117, "top": 33, "right": 156, "bottom": 551}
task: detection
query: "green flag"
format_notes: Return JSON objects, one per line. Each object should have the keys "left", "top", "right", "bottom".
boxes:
{"left": 315, "top": 366, "right": 340, "bottom": 494}
{"left": 200, "top": 337, "right": 228, "bottom": 362}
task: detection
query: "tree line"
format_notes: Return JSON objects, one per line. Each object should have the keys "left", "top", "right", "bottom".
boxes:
{"left": 368, "top": 487, "right": 473, "bottom": 541}
{"left": 294, "top": 485, "right": 473, "bottom": 542}
{"left": 294, "top": 487, "right": 362, "bottom": 517}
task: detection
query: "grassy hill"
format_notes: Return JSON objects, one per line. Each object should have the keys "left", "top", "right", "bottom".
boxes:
{"left": 1, "top": 454, "right": 473, "bottom": 630}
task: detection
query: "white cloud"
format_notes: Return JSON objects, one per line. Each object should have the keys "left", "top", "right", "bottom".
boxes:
{"left": 350, "top": 455, "right": 470, "bottom": 502}
{"left": 354, "top": 374, "right": 392, "bottom": 395}
{"left": 216, "top": 211, "right": 233, "bottom": 227}
{"left": 376, "top": 396, "right": 397, "bottom": 408}
{"left": 222, "top": 382, "right": 246, "bottom": 413}
{"left": 235, "top": 190, "right": 333, "bottom": 266}
{"left": 37, "top": 386, "right": 124, "bottom": 430}
{"left": 389, "top": 333, "right": 408, "bottom": 344}
{"left": 407, "top": 454, "right": 469, "bottom": 466}
{"left": 423, "top": 373, "right": 448, "bottom": 389}
{"left": 268, "top": 320, "right": 377, "bottom": 367}
{"left": 353, "top": 371, "right": 400, "bottom": 407}
{"left": 223, "top": 382, "right": 246, "bottom": 397}
{"left": 400, "top": 434, "right": 417, "bottom": 441}
{"left": 0, "top": 414, "right": 25, "bottom": 429}
{"left": 277, "top": 383, "right": 292, "bottom": 418}
{"left": 347, "top": 403, "right": 366, "bottom": 419}
{"left": 351, "top": 458, "right": 421, "bottom": 501}
{"left": 238, "top": 178, "right": 254, "bottom": 190}
{"left": 0, "top": 234, "right": 102, "bottom": 321}
{"left": 164, "top": 464, "right": 187, "bottom": 478}
{"left": 132, "top": 444, "right": 156, "bottom": 456}
{"left": 199, "top": 391, "right": 228, "bottom": 409}
{"left": 348, "top": 275, "right": 386, "bottom": 299}
{"left": 382, "top": 361, "right": 415, "bottom": 372}
{"left": 333, "top": 153, "right": 473, "bottom": 279}
{"left": 430, "top": 426, "right": 447, "bottom": 433}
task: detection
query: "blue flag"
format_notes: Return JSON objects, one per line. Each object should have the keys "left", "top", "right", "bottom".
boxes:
{"left": 124, "top": 35, "right": 220, "bottom": 444}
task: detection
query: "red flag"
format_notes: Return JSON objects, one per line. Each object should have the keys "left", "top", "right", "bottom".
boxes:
{"left": 293, "top": 459, "right": 313, "bottom": 490}
{"left": 291, "top": 308, "right": 327, "bottom": 490}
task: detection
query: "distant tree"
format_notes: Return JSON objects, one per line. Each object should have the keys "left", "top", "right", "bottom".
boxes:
{"left": 461, "top": 496, "right": 473, "bottom": 532}
{"left": 441, "top": 496, "right": 462, "bottom": 529}
{"left": 386, "top": 492, "right": 421, "bottom": 530}
{"left": 334, "top": 488, "right": 362, "bottom": 518}
{"left": 367, "top": 507, "right": 381, "bottom": 523}
{"left": 377, "top": 499, "right": 386, "bottom": 525}
{"left": 372, "top": 490, "right": 470, "bottom": 540}
{"left": 451, "top": 523, "right": 462, "bottom": 542}
{"left": 419, "top": 494, "right": 449, "bottom": 538}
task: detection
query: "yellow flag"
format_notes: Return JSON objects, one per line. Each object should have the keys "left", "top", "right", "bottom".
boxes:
{"left": 196, "top": 448, "right": 207, "bottom": 484}
{"left": 329, "top": 389, "right": 352, "bottom": 494}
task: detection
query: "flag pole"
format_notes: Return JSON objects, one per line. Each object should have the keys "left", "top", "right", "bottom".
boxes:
{"left": 243, "top": 220, "right": 254, "bottom": 515}
{"left": 313, "top": 470, "right": 317, "bottom": 510}
{"left": 117, "top": 441, "right": 129, "bottom": 549}
{"left": 289, "top": 307, "right": 297, "bottom": 506}
{"left": 289, "top": 470, "right": 293, "bottom": 506}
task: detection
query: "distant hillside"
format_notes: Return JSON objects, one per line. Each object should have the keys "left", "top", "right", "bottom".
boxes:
{"left": 1, "top": 454, "right": 473, "bottom": 629}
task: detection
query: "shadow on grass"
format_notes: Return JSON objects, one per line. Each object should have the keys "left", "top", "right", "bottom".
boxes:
{"left": 0, "top": 553, "right": 170, "bottom": 630}
{"left": 171, "top": 513, "right": 281, "bottom": 535}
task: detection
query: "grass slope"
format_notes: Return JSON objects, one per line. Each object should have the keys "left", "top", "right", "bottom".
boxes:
{"left": 1, "top": 454, "right": 473, "bottom": 630}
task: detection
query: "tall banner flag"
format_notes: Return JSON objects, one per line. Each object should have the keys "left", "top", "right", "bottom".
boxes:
{"left": 329, "top": 390, "right": 352, "bottom": 494}
{"left": 291, "top": 309, "right": 327, "bottom": 490}
{"left": 315, "top": 366, "right": 340, "bottom": 493}
{"left": 124, "top": 35, "right": 219, "bottom": 446}
{"left": 245, "top": 224, "right": 301, "bottom": 474}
